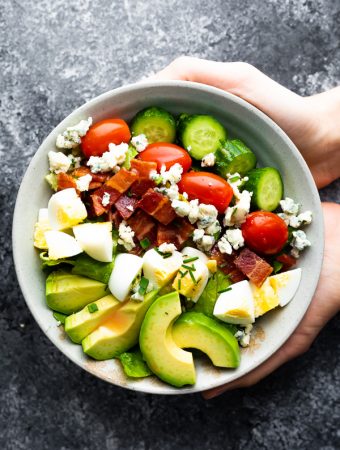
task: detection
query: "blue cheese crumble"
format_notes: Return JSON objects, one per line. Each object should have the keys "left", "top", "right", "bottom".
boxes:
{"left": 56, "top": 117, "right": 92, "bottom": 149}
{"left": 131, "top": 134, "right": 148, "bottom": 152}
{"left": 87, "top": 142, "right": 129, "bottom": 173}
{"left": 118, "top": 221, "right": 135, "bottom": 251}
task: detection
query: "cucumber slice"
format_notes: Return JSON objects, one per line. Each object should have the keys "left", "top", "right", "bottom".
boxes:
{"left": 177, "top": 114, "right": 227, "bottom": 160}
{"left": 131, "top": 107, "right": 176, "bottom": 144}
{"left": 215, "top": 139, "right": 257, "bottom": 177}
{"left": 244, "top": 167, "right": 283, "bottom": 211}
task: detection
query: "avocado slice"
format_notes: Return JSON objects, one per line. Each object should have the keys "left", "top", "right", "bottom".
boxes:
{"left": 82, "top": 290, "right": 159, "bottom": 360}
{"left": 46, "top": 270, "right": 108, "bottom": 315}
{"left": 172, "top": 312, "right": 240, "bottom": 368}
{"left": 64, "top": 294, "right": 122, "bottom": 343}
{"left": 140, "top": 292, "right": 196, "bottom": 388}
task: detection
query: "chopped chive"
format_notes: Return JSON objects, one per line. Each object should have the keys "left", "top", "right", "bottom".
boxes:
{"left": 155, "top": 247, "right": 172, "bottom": 258}
{"left": 189, "top": 270, "right": 197, "bottom": 284}
{"left": 183, "top": 256, "right": 199, "bottom": 263}
{"left": 163, "top": 253, "right": 172, "bottom": 259}
{"left": 177, "top": 279, "right": 181, "bottom": 290}
{"left": 182, "top": 264, "right": 196, "bottom": 271}
{"left": 231, "top": 207, "right": 238, "bottom": 217}
{"left": 179, "top": 270, "right": 188, "bottom": 278}
{"left": 218, "top": 287, "right": 232, "bottom": 294}
{"left": 219, "top": 262, "right": 227, "bottom": 268}
{"left": 140, "top": 237, "right": 150, "bottom": 249}
{"left": 126, "top": 190, "right": 133, "bottom": 197}
{"left": 229, "top": 175, "right": 240, "bottom": 183}
{"left": 139, "top": 277, "right": 149, "bottom": 295}
{"left": 273, "top": 261, "right": 283, "bottom": 274}
{"left": 88, "top": 303, "right": 99, "bottom": 313}
{"left": 154, "top": 176, "right": 163, "bottom": 185}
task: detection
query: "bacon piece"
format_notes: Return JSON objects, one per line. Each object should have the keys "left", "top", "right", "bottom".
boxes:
{"left": 129, "top": 179, "right": 155, "bottom": 197}
{"left": 108, "top": 210, "right": 123, "bottom": 228}
{"left": 114, "top": 195, "right": 138, "bottom": 220}
{"left": 276, "top": 254, "right": 297, "bottom": 271}
{"left": 88, "top": 181, "right": 103, "bottom": 190}
{"left": 90, "top": 186, "right": 121, "bottom": 216}
{"left": 137, "top": 189, "right": 176, "bottom": 225}
{"left": 57, "top": 173, "right": 77, "bottom": 191}
{"left": 210, "top": 247, "right": 246, "bottom": 283}
{"left": 91, "top": 172, "right": 111, "bottom": 183}
{"left": 127, "top": 210, "right": 156, "bottom": 241}
{"left": 234, "top": 248, "right": 273, "bottom": 287}
{"left": 157, "top": 219, "right": 194, "bottom": 249}
{"left": 106, "top": 168, "right": 138, "bottom": 193}
{"left": 72, "top": 166, "right": 91, "bottom": 178}
{"left": 130, "top": 159, "right": 157, "bottom": 179}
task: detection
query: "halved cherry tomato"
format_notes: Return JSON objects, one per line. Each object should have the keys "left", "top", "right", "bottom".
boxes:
{"left": 178, "top": 172, "right": 233, "bottom": 213}
{"left": 139, "top": 143, "right": 192, "bottom": 172}
{"left": 81, "top": 119, "right": 131, "bottom": 158}
{"left": 241, "top": 211, "right": 288, "bottom": 255}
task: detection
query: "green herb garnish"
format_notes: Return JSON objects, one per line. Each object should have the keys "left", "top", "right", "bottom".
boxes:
{"left": 177, "top": 279, "right": 182, "bottom": 290}
{"left": 140, "top": 237, "right": 150, "bottom": 249}
{"left": 229, "top": 175, "right": 240, "bottom": 183}
{"left": 273, "top": 261, "right": 283, "bottom": 274}
{"left": 183, "top": 256, "right": 199, "bottom": 263}
{"left": 217, "top": 287, "right": 232, "bottom": 294}
{"left": 189, "top": 270, "right": 197, "bottom": 284}
{"left": 88, "top": 303, "right": 99, "bottom": 313}
{"left": 182, "top": 264, "right": 196, "bottom": 271}
{"left": 231, "top": 207, "right": 238, "bottom": 217}
{"left": 138, "top": 277, "right": 149, "bottom": 295}
{"left": 155, "top": 247, "right": 172, "bottom": 258}
{"left": 179, "top": 270, "right": 188, "bottom": 278}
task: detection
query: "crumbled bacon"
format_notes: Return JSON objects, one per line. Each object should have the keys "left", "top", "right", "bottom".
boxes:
{"left": 127, "top": 210, "right": 156, "bottom": 241}
{"left": 114, "top": 195, "right": 138, "bottom": 220}
{"left": 276, "top": 254, "right": 297, "bottom": 271}
{"left": 157, "top": 219, "right": 194, "bottom": 249}
{"left": 57, "top": 172, "right": 77, "bottom": 191}
{"left": 234, "top": 248, "right": 273, "bottom": 287}
{"left": 90, "top": 186, "right": 121, "bottom": 216}
{"left": 137, "top": 188, "right": 176, "bottom": 225}
{"left": 210, "top": 247, "right": 246, "bottom": 283}
{"left": 129, "top": 179, "right": 155, "bottom": 197}
{"left": 88, "top": 181, "right": 103, "bottom": 190}
{"left": 106, "top": 168, "right": 138, "bottom": 193}
{"left": 72, "top": 166, "right": 110, "bottom": 184}
{"left": 72, "top": 166, "right": 91, "bottom": 178}
{"left": 130, "top": 160, "right": 157, "bottom": 179}
{"left": 108, "top": 210, "right": 122, "bottom": 228}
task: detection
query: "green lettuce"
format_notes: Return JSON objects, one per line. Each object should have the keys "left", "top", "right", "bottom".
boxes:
{"left": 194, "top": 270, "right": 231, "bottom": 317}
{"left": 40, "top": 252, "right": 75, "bottom": 270}
{"left": 71, "top": 253, "right": 115, "bottom": 284}
{"left": 118, "top": 348, "right": 152, "bottom": 378}
{"left": 122, "top": 146, "right": 138, "bottom": 170}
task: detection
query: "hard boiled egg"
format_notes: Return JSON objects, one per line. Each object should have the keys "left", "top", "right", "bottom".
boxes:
{"left": 73, "top": 222, "right": 113, "bottom": 262}
{"left": 213, "top": 280, "right": 255, "bottom": 325}
{"left": 33, "top": 208, "right": 51, "bottom": 249}
{"left": 172, "top": 259, "right": 209, "bottom": 303}
{"left": 109, "top": 253, "right": 143, "bottom": 302}
{"left": 45, "top": 230, "right": 83, "bottom": 260}
{"left": 48, "top": 188, "right": 87, "bottom": 230}
{"left": 143, "top": 248, "right": 183, "bottom": 289}
{"left": 181, "top": 247, "right": 208, "bottom": 265}
{"left": 269, "top": 268, "right": 302, "bottom": 307}
{"left": 250, "top": 278, "right": 280, "bottom": 318}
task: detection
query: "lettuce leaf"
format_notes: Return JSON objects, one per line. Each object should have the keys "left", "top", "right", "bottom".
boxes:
{"left": 71, "top": 253, "right": 115, "bottom": 284}
{"left": 118, "top": 348, "right": 152, "bottom": 378}
{"left": 122, "top": 146, "right": 138, "bottom": 170}
{"left": 194, "top": 270, "right": 231, "bottom": 317}
{"left": 40, "top": 252, "right": 75, "bottom": 270}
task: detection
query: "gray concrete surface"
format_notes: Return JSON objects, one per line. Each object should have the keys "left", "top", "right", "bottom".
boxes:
{"left": 1, "top": 0, "right": 339, "bottom": 449}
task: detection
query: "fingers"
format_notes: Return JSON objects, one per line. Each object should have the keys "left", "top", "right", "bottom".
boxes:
{"left": 149, "top": 57, "right": 302, "bottom": 123}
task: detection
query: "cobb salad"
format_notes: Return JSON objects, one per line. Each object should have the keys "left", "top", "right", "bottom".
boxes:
{"left": 34, "top": 106, "right": 312, "bottom": 387}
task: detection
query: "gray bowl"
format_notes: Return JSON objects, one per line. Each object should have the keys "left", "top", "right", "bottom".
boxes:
{"left": 12, "top": 81, "right": 323, "bottom": 394}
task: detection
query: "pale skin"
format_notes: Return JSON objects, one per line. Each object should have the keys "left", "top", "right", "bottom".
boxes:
{"left": 149, "top": 57, "right": 340, "bottom": 399}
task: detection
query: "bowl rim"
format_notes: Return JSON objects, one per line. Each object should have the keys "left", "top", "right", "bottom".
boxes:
{"left": 12, "top": 80, "right": 324, "bottom": 395}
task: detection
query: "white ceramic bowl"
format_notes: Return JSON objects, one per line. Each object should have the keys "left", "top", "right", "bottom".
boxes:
{"left": 13, "top": 81, "right": 323, "bottom": 394}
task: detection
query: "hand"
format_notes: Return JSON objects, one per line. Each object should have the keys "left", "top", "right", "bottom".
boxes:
{"left": 203, "top": 202, "right": 340, "bottom": 398}
{"left": 150, "top": 57, "right": 340, "bottom": 188}
{"left": 150, "top": 57, "right": 340, "bottom": 397}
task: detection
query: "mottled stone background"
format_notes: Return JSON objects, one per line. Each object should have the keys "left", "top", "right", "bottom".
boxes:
{"left": 1, "top": 0, "right": 339, "bottom": 449}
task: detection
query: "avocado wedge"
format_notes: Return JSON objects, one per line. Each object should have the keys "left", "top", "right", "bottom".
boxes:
{"left": 140, "top": 292, "right": 196, "bottom": 388}
{"left": 64, "top": 294, "right": 121, "bottom": 343}
{"left": 82, "top": 290, "right": 158, "bottom": 360}
{"left": 46, "top": 270, "right": 108, "bottom": 314}
{"left": 172, "top": 312, "right": 240, "bottom": 368}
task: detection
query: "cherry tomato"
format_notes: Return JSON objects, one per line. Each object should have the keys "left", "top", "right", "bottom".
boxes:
{"left": 178, "top": 172, "right": 233, "bottom": 213}
{"left": 81, "top": 119, "right": 131, "bottom": 158}
{"left": 139, "top": 143, "right": 192, "bottom": 172}
{"left": 241, "top": 211, "right": 288, "bottom": 255}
